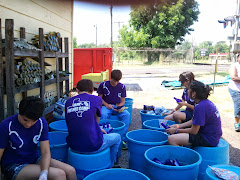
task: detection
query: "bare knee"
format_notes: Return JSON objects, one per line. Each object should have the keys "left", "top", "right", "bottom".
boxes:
{"left": 168, "top": 135, "right": 176, "bottom": 145}
{"left": 64, "top": 165, "right": 77, "bottom": 180}
{"left": 50, "top": 168, "right": 66, "bottom": 180}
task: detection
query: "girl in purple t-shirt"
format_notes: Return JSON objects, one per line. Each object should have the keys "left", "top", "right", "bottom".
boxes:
{"left": 166, "top": 80, "right": 222, "bottom": 147}
{"left": 164, "top": 71, "right": 195, "bottom": 123}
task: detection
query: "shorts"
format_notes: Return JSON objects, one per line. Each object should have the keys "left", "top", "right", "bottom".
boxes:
{"left": 181, "top": 110, "right": 193, "bottom": 122}
{"left": 1, "top": 157, "right": 40, "bottom": 180}
{"left": 189, "top": 133, "right": 212, "bottom": 147}
{"left": 228, "top": 88, "right": 240, "bottom": 118}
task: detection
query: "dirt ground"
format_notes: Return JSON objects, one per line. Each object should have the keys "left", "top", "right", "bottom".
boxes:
{"left": 116, "top": 65, "right": 240, "bottom": 168}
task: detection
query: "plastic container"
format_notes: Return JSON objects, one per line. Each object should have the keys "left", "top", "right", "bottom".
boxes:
{"left": 68, "top": 148, "right": 111, "bottom": 180}
{"left": 125, "top": 98, "right": 134, "bottom": 124}
{"left": 142, "top": 119, "right": 176, "bottom": 131}
{"left": 193, "top": 139, "right": 229, "bottom": 180}
{"left": 49, "top": 120, "right": 68, "bottom": 132}
{"left": 99, "top": 120, "right": 125, "bottom": 158}
{"left": 83, "top": 168, "right": 150, "bottom": 180}
{"left": 144, "top": 145, "right": 202, "bottom": 180}
{"left": 205, "top": 164, "right": 240, "bottom": 180}
{"left": 38, "top": 131, "right": 68, "bottom": 163}
{"left": 140, "top": 110, "right": 166, "bottom": 127}
{"left": 126, "top": 129, "right": 168, "bottom": 175}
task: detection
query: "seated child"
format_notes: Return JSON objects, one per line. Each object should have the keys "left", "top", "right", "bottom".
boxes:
{"left": 164, "top": 71, "right": 195, "bottom": 123}
{"left": 65, "top": 79, "right": 121, "bottom": 168}
{"left": 0, "top": 96, "right": 76, "bottom": 180}
{"left": 166, "top": 80, "right": 222, "bottom": 147}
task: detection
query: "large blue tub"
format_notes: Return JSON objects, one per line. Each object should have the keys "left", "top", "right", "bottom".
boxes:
{"left": 140, "top": 110, "right": 166, "bottom": 127}
{"left": 83, "top": 168, "right": 150, "bottom": 180}
{"left": 126, "top": 129, "right": 168, "bottom": 175}
{"left": 38, "top": 131, "right": 68, "bottom": 163}
{"left": 142, "top": 119, "right": 176, "bottom": 131}
{"left": 193, "top": 138, "right": 229, "bottom": 180}
{"left": 49, "top": 120, "right": 68, "bottom": 132}
{"left": 145, "top": 145, "right": 202, "bottom": 180}
{"left": 68, "top": 148, "right": 111, "bottom": 180}
{"left": 205, "top": 164, "right": 240, "bottom": 180}
{"left": 99, "top": 120, "right": 125, "bottom": 158}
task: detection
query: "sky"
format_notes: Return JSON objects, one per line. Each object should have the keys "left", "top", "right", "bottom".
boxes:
{"left": 73, "top": 0, "right": 238, "bottom": 46}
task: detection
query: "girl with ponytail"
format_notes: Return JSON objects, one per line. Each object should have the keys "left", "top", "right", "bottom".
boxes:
{"left": 166, "top": 80, "right": 222, "bottom": 147}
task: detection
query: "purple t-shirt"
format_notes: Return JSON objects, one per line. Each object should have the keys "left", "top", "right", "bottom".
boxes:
{"left": 182, "top": 88, "right": 195, "bottom": 113}
{"left": 0, "top": 114, "right": 49, "bottom": 166}
{"left": 97, "top": 81, "right": 126, "bottom": 105}
{"left": 65, "top": 93, "right": 103, "bottom": 152}
{"left": 192, "top": 99, "right": 222, "bottom": 147}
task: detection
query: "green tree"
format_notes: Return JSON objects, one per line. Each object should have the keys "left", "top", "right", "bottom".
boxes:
{"left": 214, "top": 41, "right": 230, "bottom": 54}
{"left": 73, "top": 36, "right": 79, "bottom": 48}
{"left": 119, "top": 0, "right": 199, "bottom": 62}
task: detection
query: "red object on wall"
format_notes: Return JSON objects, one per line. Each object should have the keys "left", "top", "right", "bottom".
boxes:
{"left": 73, "top": 48, "right": 113, "bottom": 86}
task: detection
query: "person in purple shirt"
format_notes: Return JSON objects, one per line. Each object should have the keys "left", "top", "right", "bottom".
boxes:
{"left": 164, "top": 71, "right": 195, "bottom": 123}
{"left": 65, "top": 79, "right": 121, "bottom": 168}
{"left": 97, "top": 69, "right": 130, "bottom": 150}
{"left": 0, "top": 96, "right": 76, "bottom": 180}
{"left": 166, "top": 80, "right": 222, "bottom": 147}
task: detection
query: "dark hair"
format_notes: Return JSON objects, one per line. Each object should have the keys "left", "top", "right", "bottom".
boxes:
{"left": 179, "top": 71, "right": 195, "bottom": 84}
{"left": 189, "top": 80, "right": 212, "bottom": 100}
{"left": 19, "top": 96, "right": 44, "bottom": 121}
{"left": 111, "top": 69, "right": 122, "bottom": 81}
{"left": 76, "top": 79, "right": 94, "bottom": 93}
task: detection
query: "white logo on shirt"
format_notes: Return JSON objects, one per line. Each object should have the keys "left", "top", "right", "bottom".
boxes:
{"left": 103, "top": 82, "right": 110, "bottom": 96}
{"left": 67, "top": 98, "right": 90, "bottom": 117}
{"left": 215, "top": 110, "right": 220, "bottom": 118}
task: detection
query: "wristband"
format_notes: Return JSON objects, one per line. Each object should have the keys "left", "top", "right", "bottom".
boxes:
{"left": 176, "top": 128, "right": 179, "bottom": 134}
{"left": 176, "top": 124, "right": 179, "bottom": 129}
{"left": 39, "top": 170, "right": 48, "bottom": 180}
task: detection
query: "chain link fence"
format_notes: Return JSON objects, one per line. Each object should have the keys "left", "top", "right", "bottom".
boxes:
{"left": 112, "top": 47, "right": 195, "bottom": 65}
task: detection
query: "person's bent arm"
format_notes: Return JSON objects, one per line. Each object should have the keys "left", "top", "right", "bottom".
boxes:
{"left": 167, "top": 122, "right": 200, "bottom": 135}
{"left": 99, "top": 94, "right": 113, "bottom": 109}
{"left": 117, "top": 97, "right": 125, "bottom": 107}
{"left": 230, "top": 65, "right": 240, "bottom": 83}
{"left": 39, "top": 140, "right": 51, "bottom": 179}
{"left": 0, "top": 148, "right": 4, "bottom": 180}
{"left": 178, "top": 101, "right": 194, "bottom": 110}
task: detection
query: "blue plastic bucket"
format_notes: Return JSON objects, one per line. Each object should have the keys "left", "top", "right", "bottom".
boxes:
{"left": 145, "top": 145, "right": 202, "bottom": 180}
{"left": 68, "top": 148, "right": 111, "bottom": 180}
{"left": 49, "top": 120, "right": 68, "bottom": 132}
{"left": 83, "top": 168, "right": 150, "bottom": 180}
{"left": 125, "top": 98, "right": 133, "bottom": 124}
{"left": 193, "top": 139, "right": 229, "bottom": 180}
{"left": 99, "top": 120, "right": 125, "bottom": 158}
{"left": 142, "top": 119, "right": 176, "bottom": 131}
{"left": 37, "top": 131, "right": 68, "bottom": 163}
{"left": 140, "top": 110, "right": 166, "bottom": 127}
{"left": 205, "top": 164, "right": 240, "bottom": 180}
{"left": 126, "top": 129, "right": 168, "bottom": 174}
{"left": 53, "top": 114, "right": 65, "bottom": 121}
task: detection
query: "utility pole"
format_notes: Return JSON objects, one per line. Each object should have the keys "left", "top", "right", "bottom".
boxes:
{"left": 114, "top": 21, "right": 124, "bottom": 64}
{"left": 110, "top": 5, "right": 113, "bottom": 48}
{"left": 94, "top": 24, "right": 97, "bottom": 47}
{"left": 233, "top": 0, "right": 240, "bottom": 62}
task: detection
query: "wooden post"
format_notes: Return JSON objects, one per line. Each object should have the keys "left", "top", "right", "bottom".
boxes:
{"left": 64, "top": 37, "right": 69, "bottom": 94}
{"left": 5, "top": 19, "right": 16, "bottom": 116}
{"left": 56, "top": 56, "right": 60, "bottom": 100}
{"left": 0, "top": 19, "right": 5, "bottom": 121}
{"left": 39, "top": 28, "right": 45, "bottom": 100}
{"left": 20, "top": 27, "right": 27, "bottom": 98}
{"left": 58, "top": 38, "right": 63, "bottom": 96}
